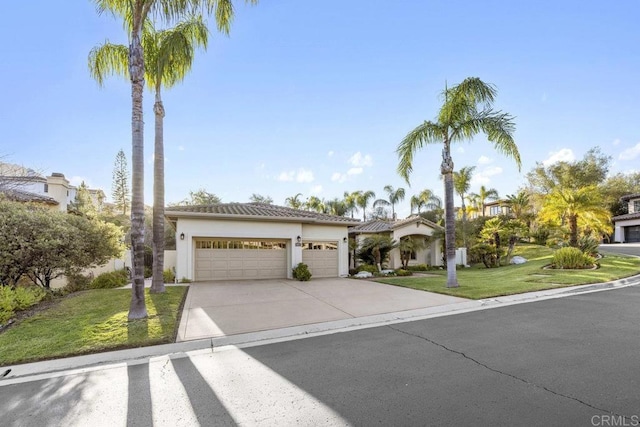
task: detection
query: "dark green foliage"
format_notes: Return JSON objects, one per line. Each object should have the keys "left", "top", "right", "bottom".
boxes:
{"left": 163, "top": 269, "right": 176, "bottom": 283}
{"left": 394, "top": 269, "right": 412, "bottom": 276}
{"left": 577, "top": 235, "right": 600, "bottom": 256}
{"left": 63, "top": 272, "right": 93, "bottom": 294}
{"left": 0, "top": 286, "right": 47, "bottom": 325}
{"left": 356, "top": 264, "right": 379, "bottom": 274}
{"left": 531, "top": 228, "right": 550, "bottom": 246}
{"left": 292, "top": 263, "right": 312, "bottom": 281}
{"left": 90, "top": 270, "right": 129, "bottom": 289}
{"left": 470, "top": 243, "right": 501, "bottom": 268}
{"left": 405, "top": 264, "right": 430, "bottom": 271}
{"left": 357, "top": 235, "right": 397, "bottom": 268}
{"left": 552, "top": 247, "right": 596, "bottom": 269}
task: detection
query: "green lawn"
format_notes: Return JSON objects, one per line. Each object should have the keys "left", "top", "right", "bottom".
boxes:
{"left": 0, "top": 287, "right": 187, "bottom": 366}
{"left": 376, "top": 244, "right": 640, "bottom": 300}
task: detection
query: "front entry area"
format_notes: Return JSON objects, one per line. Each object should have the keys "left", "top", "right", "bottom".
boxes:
{"left": 194, "top": 239, "right": 287, "bottom": 281}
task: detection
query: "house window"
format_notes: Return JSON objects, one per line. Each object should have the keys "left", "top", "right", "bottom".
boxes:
{"left": 489, "top": 206, "right": 501, "bottom": 216}
{"left": 44, "top": 184, "right": 48, "bottom": 193}
{"left": 633, "top": 200, "right": 640, "bottom": 213}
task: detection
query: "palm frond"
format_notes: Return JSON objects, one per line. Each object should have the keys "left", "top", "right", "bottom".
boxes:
{"left": 396, "top": 121, "right": 443, "bottom": 183}
{"left": 88, "top": 41, "right": 130, "bottom": 86}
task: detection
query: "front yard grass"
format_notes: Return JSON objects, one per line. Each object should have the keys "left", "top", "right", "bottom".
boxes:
{"left": 376, "top": 244, "right": 640, "bottom": 300}
{"left": 0, "top": 287, "right": 187, "bottom": 366}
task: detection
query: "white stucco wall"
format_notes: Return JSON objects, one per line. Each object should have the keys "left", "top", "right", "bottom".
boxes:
{"left": 614, "top": 218, "right": 640, "bottom": 243}
{"left": 174, "top": 218, "right": 351, "bottom": 280}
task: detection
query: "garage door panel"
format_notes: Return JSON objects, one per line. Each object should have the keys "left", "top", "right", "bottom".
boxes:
{"left": 195, "top": 240, "right": 287, "bottom": 281}
{"left": 302, "top": 243, "right": 338, "bottom": 278}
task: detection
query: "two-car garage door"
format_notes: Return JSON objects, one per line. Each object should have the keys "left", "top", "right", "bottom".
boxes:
{"left": 195, "top": 239, "right": 287, "bottom": 281}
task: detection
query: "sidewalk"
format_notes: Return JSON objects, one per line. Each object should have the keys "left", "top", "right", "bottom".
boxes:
{"left": 2, "top": 274, "right": 639, "bottom": 384}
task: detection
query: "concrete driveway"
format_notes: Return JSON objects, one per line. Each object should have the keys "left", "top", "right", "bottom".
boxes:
{"left": 177, "top": 278, "right": 467, "bottom": 341}
{"left": 599, "top": 243, "right": 640, "bottom": 257}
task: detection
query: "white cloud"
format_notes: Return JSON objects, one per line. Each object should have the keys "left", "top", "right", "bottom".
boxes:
{"left": 178, "top": 145, "right": 185, "bottom": 151}
{"left": 619, "top": 143, "right": 640, "bottom": 161}
{"left": 69, "top": 176, "right": 92, "bottom": 187}
{"left": 347, "top": 167, "right": 363, "bottom": 176}
{"left": 471, "top": 166, "right": 503, "bottom": 186}
{"left": 349, "top": 152, "right": 373, "bottom": 167}
{"left": 542, "top": 148, "right": 575, "bottom": 166}
{"left": 310, "top": 185, "right": 323, "bottom": 194}
{"left": 277, "top": 168, "right": 315, "bottom": 183}
{"left": 327, "top": 150, "right": 334, "bottom": 157}
{"left": 331, "top": 172, "right": 344, "bottom": 182}
{"left": 296, "top": 168, "right": 314, "bottom": 183}
{"left": 612, "top": 139, "right": 621, "bottom": 146}
{"left": 477, "top": 155, "right": 493, "bottom": 165}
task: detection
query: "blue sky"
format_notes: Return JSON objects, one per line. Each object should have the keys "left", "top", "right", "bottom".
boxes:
{"left": 1, "top": 1, "right": 639, "bottom": 218}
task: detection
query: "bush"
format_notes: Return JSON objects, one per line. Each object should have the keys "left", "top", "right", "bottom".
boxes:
{"left": 470, "top": 243, "right": 500, "bottom": 268}
{"left": 395, "top": 269, "right": 412, "bottom": 276}
{"left": 144, "top": 266, "right": 153, "bottom": 279}
{"left": 179, "top": 277, "right": 192, "bottom": 283}
{"left": 163, "top": 269, "right": 176, "bottom": 283}
{"left": 90, "top": 270, "right": 129, "bottom": 289}
{"left": 552, "top": 247, "right": 596, "bottom": 269}
{"left": 531, "top": 229, "right": 550, "bottom": 246}
{"left": 292, "top": 263, "right": 312, "bottom": 281}
{"left": 63, "top": 272, "right": 93, "bottom": 294}
{"left": 0, "top": 285, "right": 47, "bottom": 325}
{"left": 405, "top": 264, "right": 429, "bottom": 272}
{"left": 0, "top": 286, "right": 15, "bottom": 325}
{"left": 578, "top": 235, "right": 600, "bottom": 257}
{"left": 356, "top": 264, "right": 379, "bottom": 274}
{"left": 349, "top": 268, "right": 358, "bottom": 276}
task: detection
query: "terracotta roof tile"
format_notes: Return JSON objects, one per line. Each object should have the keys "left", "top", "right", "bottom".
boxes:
{"left": 165, "top": 203, "right": 361, "bottom": 225}
{"left": 0, "top": 189, "right": 58, "bottom": 205}
{"left": 613, "top": 212, "right": 640, "bottom": 221}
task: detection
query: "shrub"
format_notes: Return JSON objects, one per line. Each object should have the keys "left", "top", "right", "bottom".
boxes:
{"left": 405, "top": 264, "right": 429, "bottom": 272}
{"left": 144, "top": 266, "right": 153, "bottom": 279}
{"left": 0, "top": 286, "right": 15, "bottom": 325}
{"left": 356, "top": 264, "right": 379, "bottom": 274}
{"left": 179, "top": 277, "right": 192, "bottom": 283}
{"left": 348, "top": 268, "right": 358, "bottom": 276}
{"left": 552, "top": 247, "right": 596, "bottom": 269}
{"left": 90, "top": 270, "right": 129, "bottom": 289}
{"left": 13, "top": 286, "right": 46, "bottom": 310}
{"left": 163, "top": 269, "right": 176, "bottom": 283}
{"left": 395, "top": 269, "right": 412, "bottom": 276}
{"left": 578, "top": 235, "right": 600, "bottom": 257}
{"left": 531, "top": 228, "right": 550, "bottom": 246}
{"left": 292, "top": 263, "right": 312, "bottom": 281}
{"left": 469, "top": 243, "right": 499, "bottom": 268}
{"left": 63, "top": 272, "right": 93, "bottom": 294}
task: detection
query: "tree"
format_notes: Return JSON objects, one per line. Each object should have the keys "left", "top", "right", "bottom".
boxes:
{"left": 325, "top": 198, "right": 348, "bottom": 216}
{"left": 285, "top": 193, "right": 303, "bottom": 209}
{"left": 355, "top": 190, "right": 376, "bottom": 221}
{"left": 179, "top": 189, "right": 221, "bottom": 205}
{"left": 538, "top": 185, "right": 612, "bottom": 247}
{"left": 357, "top": 235, "right": 397, "bottom": 272}
{"left": 410, "top": 189, "right": 441, "bottom": 215}
{"left": 90, "top": 16, "right": 209, "bottom": 295}
{"left": 70, "top": 181, "right": 97, "bottom": 218}
{"left": 305, "top": 196, "right": 325, "bottom": 213}
{"left": 111, "top": 149, "right": 130, "bottom": 215}
{"left": 505, "top": 191, "right": 531, "bottom": 220}
{"left": 92, "top": 0, "right": 258, "bottom": 319}
{"left": 470, "top": 185, "right": 499, "bottom": 216}
{"left": 343, "top": 191, "right": 359, "bottom": 218}
{"left": 0, "top": 200, "right": 124, "bottom": 288}
{"left": 453, "top": 166, "right": 475, "bottom": 248}
{"left": 374, "top": 185, "right": 405, "bottom": 220}
{"left": 398, "top": 236, "right": 428, "bottom": 269}
{"left": 397, "top": 77, "right": 520, "bottom": 288}
{"left": 249, "top": 193, "right": 273, "bottom": 204}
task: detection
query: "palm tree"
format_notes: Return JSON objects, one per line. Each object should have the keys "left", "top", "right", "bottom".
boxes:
{"left": 325, "top": 198, "right": 348, "bottom": 216}
{"left": 90, "top": 17, "right": 208, "bottom": 296}
{"left": 305, "top": 196, "right": 325, "bottom": 213}
{"left": 373, "top": 185, "right": 406, "bottom": 220}
{"left": 410, "top": 189, "right": 441, "bottom": 214}
{"left": 249, "top": 193, "right": 273, "bottom": 204}
{"left": 538, "top": 185, "right": 611, "bottom": 247}
{"left": 476, "top": 185, "right": 500, "bottom": 216}
{"left": 453, "top": 166, "right": 475, "bottom": 248}
{"left": 398, "top": 236, "right": 428, "bottom": 269}
{"left": 505, "top": 191, "right": 530, "bottom": 220}
{"left": 343, "top": 191, "right": 359, "bottom": 218}
{"left": 397, "top": 77, "right": 520, "bottom": 288}
{"left": 285, "top": 193, "right": 304, "bottom": 209}
{"left": 355, "top": 190, "right": 376, "bottom": 221}
{"left": 92, "top": 0, "right": 257, "bottom": 319}
{"left": 359, "top": 235, "right": 397, "bottom": 272}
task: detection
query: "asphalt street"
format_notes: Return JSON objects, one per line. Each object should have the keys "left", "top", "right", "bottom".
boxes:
{"left": 3, "top": 285, "right": 640, "bottom": 426}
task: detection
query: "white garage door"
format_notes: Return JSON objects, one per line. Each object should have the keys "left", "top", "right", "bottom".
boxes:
{"left": 302, "top": 241, "right": 339, "bottom": 278}
{"left": 194, "top": 239, "right": 287, "bottom": 281}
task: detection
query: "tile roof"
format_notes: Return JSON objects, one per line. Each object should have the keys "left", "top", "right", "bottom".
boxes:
{"left": 621, "top": 193, "right": 640, "bottom": 201}
{"left": 612, "top": 212, "right": 640, "bottom": 221}
{"left": 0, "top": 189, "right": 58, "bottom": 205}
{"left": 165, "top": 203, "right": 361, "bottom": 225}
{"left": 349, "top": 215, "right": 443, "bottom": 233}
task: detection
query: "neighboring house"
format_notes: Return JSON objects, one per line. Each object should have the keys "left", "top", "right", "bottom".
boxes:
{"left": 613, "top": 193, "right": 640, "bottom": 243}
{"left": 0, "top": 163, "right": 104, "bottom": 212}
{"left": 482, "top": 199, "right": 510, "bottom": 217}
{"left": 165, "top": 203, "right": 360, "bottom": 281}
{"left": 349, "top": 215, "right": 444, "bottom": 269}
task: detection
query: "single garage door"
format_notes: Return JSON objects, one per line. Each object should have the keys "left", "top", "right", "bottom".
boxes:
{"left": 194, "top": 239, "right": 287, "bottom": 281}
{"left": 302, "top": 241, "right": 339, "bottom": 278}
{"left": 625, "top": 226, "right": 640, "bottom": 243}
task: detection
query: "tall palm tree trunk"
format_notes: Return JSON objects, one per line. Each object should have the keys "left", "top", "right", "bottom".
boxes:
{"left": 460, "top": 197, "right": 468, "bottom": 248}
{"left": 151, "top": 88, "right": 166, "bottom": 293}
{"left": 441, "top": 146, "right": 459, "bottom": 288}
{"left": 569, "top": 214, "right": 578, "bottom": 247}
{"left": 128, "top": 31, "right": 148, "bottom": 320}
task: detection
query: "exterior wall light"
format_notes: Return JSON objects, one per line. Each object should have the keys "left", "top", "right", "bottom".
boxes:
{"left": 296, "top": 235, "right": 302, "bottom": 244}
{"left": 180, "top": 232, "right": 185, "bottom": 240}
{"left": 343, "top": 237, "right": 348, "bottom": 243}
